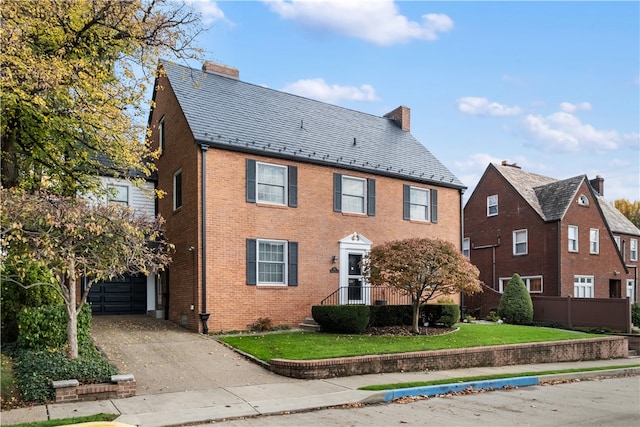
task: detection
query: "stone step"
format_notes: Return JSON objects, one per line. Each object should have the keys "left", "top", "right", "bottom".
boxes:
{"left": 298, "top": 317, "right": 320, "bottom": 332}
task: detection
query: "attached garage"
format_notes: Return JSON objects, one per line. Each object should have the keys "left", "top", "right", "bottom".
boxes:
{"left": 88, "top": 274, "right": 147, "bottom": 315}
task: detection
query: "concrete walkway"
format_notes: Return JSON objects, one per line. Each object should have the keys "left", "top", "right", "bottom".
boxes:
{"left": 2, "top": 316, "right": 639, "bottom": 426}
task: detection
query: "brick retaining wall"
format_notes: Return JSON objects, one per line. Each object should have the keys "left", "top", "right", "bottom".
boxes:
{"left": 269, "top": 336, "right": 628, "bottom": 379}
{"left": 53, "top": 375, "right": 136, "bottom": 403}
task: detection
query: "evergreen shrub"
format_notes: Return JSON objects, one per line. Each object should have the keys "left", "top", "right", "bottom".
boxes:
{"left": 311, "top": 305, "right": 370, "bottom": 334}
{"left": 497, "top": 273, "right": 534, "bottom": 324}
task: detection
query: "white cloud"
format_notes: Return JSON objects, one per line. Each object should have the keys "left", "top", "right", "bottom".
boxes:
{"left": 457, "top": 97, "right": 522, "bottom": 117}
{"left": 264, "top": 0, "right": 454, "bottom": 45}
{"left": 522, "top": 111, "right": 621, "bottom": 151}
{"left": 281, "top": 78, "right": 379, "bottom": 103}
{"left": 188, "top": 0, "right": 226, "bottom": 25}
{"left": 559, "top": 101, "right": 592, "bottom": 113}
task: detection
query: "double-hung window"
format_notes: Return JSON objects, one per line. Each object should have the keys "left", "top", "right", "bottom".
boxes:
{"left": 107, "top": 184, "right": 129, "bottom": 206}
{"left": 487, "top": 195, "right": 498, "bottom": 216}
{"left": 173, "top": 169, "right": 182, "bottom": 210}
{"left": 589, "top": 228, "right": 599, "bottom": 254}
{"left": 513, "top": 229, "right": 528, "bottom": 255}
{"left": 246, "top": 159, "right": 297, "bottom": 207}
{"left": 631, "top": 239, "right": 638, "bottom": 262}
{"left": 246, "top": 239, "right": 298, "bottom": 286}
{"left": 333, "top": 173, "right": 375, "bottom": 216}
{"left": 462, "top": 238, "right": 470, "bottom": 259}
{"left": 403, "top": 185, "right": 438, "bottom": 223}
{"left": 568, "top": 225, "right": 578, "bottom": 252}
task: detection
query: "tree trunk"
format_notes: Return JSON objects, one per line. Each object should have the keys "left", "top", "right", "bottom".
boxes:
{"left": 411, "top": 297, "right": 421, "bottom": 334}
{"left": 66, "top": 261, "right": 79, "bottom": 360}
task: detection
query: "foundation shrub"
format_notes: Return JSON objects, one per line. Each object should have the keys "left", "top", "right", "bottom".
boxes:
{"left": 422, "top": 304, "right": 460, "bottom": 328}
{"left": 311, "top": 305, "right": 370, "bottom": 334}
{"left": 368, "top": 305, "right": 412, "bottom": 327}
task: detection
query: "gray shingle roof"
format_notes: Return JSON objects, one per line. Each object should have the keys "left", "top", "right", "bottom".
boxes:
{"left": 493, "top": 163, "right": 640, "bottom": 236}
{"left": 160, "top": 60, "right": 464, "bottom": 189}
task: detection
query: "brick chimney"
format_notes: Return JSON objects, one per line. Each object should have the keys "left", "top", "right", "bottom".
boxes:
{"left": 202, "top": 61, "right": 239, "bottom": 79}
{"left": 590, "top": 175, "right": 604, "bottom": 196}
{"left": 384, "top": 106, "right": 410, "bottom": 132}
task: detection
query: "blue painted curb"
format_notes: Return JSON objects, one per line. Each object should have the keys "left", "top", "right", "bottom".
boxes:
{"left": 383, "top": 376, "right": 540, "bottom": 402}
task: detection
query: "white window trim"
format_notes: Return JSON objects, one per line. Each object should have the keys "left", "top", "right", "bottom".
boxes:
{"left": 462, "top": 238, "right": 470, "bottom": 259}
{"left": 487, "top": 194, "right": 498, "bottom": 217}
{"left": 589, "top": 228, "right": 599, "bottom": 254}
{"left": 158, "top": 115, "right": 165, "bottom": 153}
{"left": 173, "top": 169, "right": 182, "bottom": 211}
{"left": 256, "top": 239, "right": 288, "bottom": 286}
{"left": 574, "top": 275, "right": 594, "bottom": 298}
{"left": 513, "top": 229, "right": 528, "bottom": 255}
{"left": 631, "top": 239, "right": 638, "bottom": 262}
{"left": 341, "top": 175, "right": 367, "bottom": 214}
{"left": 499, "top": 275, "right": 543, "bottom": 293}
{"left": 568, "top": 225, "right": 579, "bottom": 253}
{"left": 256, "top": 161, "right": 287, "bottom": 206}
{"left": 577, "top": 194, "right": 589, "bottom": 206}
{"left": 409, "top": 186, "right": 430, "bottom": 222}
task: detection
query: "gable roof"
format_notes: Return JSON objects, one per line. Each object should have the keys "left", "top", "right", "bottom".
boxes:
{"left": 492, "top": 163, "right": 640, "bottom": 236}
{"left": 158, "top": 60, "right": 464, "bottom": 190}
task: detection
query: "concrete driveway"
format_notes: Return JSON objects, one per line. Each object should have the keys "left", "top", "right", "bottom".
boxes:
{"left": 90, "top": 315, "right": 299, "bottom": 395}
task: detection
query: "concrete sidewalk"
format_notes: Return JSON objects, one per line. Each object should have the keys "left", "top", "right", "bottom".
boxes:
{"left": 3, "top": 358, "right": 638, "bottom": 427}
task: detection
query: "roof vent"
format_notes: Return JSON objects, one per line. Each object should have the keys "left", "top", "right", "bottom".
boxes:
{"left": 202, "top": 61, "right": 239, "bottom": 79}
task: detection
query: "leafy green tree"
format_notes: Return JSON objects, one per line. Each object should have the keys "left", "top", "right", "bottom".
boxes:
{"left": 497, "top": 274, "right": 534, "bottom": 324}
{"left": 1, "top": 188, "right": 173, "bottom": 359}
{"left": 365, "top": 237, "right": 482, "bottom": 333}
{"left": 1, "top": 0, "right": 202, "bottom": 194}
{"left": 614, "top": 199, "right": 640, "bottom": 228}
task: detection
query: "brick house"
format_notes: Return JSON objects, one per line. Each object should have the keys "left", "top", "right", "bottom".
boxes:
{"left": 463, "top": 162, "right": 639, "bottom": 314}
{"left": 148, "top": 60, "right": 466, "bottom": 333}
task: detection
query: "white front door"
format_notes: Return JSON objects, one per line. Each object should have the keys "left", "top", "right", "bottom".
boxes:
{"left": 338, "top": 233, "right": 371, "bottom": 305}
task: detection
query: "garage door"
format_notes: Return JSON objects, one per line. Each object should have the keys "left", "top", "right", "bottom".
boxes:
{"left": 88, "top": 274, "right": 147, "bottom": 315}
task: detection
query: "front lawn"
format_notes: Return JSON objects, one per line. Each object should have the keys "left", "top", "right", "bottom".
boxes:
{"left": 218, "top": 323, "right": 598, "bottom": 362}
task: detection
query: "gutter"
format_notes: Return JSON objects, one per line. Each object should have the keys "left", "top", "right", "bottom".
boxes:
{"left": 199, "top": 144, "right": 210, "bottom": 333}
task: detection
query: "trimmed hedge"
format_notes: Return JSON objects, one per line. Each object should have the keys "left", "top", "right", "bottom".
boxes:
{"left": 633, "top": 303, "right": 640, "bottom": 327}
{"left": 17, "top": 304, "right": 92, "bottom": 351}
{"left": 368, "top": 305, "right": 412, "bottom": 327}
{"left": 422, "top": 304, "right": 460, "bottom": 328}
{"left": 311, "top": 305, "right": 370, "bottom": 334}
{"left": 498, "top": 274, "right": 534, "bottom": 325}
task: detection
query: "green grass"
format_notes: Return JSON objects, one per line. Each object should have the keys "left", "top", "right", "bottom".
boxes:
{"left": 219, "top": 323, "right": 599, "bottom": 362}
{"left": 5, "top": 413, "right": 118, "bottom": 427}
{"left": 359, "top": 364, "right": 640, "bottom": 390}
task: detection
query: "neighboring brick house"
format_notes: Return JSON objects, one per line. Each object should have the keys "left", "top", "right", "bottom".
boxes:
{"left": 463, "top": 162, "right": 639, "bottom": 310}
{"left": 148, "top": 60, "right": 466, "bottom": 333}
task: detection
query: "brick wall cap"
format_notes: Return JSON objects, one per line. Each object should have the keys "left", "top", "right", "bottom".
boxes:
{"left": 111, "top": 374, "right": 135, "bottom": 382}
{"left": 52, "top": 379, "right": 79, "bottom": 388}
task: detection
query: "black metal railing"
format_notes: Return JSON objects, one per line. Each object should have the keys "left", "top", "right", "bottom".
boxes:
{"left": 320, "top": 286, "right": 411, "bottom": 306}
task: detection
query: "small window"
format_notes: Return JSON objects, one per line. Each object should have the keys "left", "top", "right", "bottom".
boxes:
{"left": 158, "top": 116, "right": 165, "bottom": 153}
{"left": 499, "top": 275, "right": 542, "bottom": 293}
{"left": 614, "top": 236, "right": 621, "bottom": 251}
{"left": 173, "top": 169, "right": 182, "bottom": 210}
{"left": 631, "top": 239, "right": 638, "bottom": 262}
{"left": 577, "top": 194, "right": 589, "bottom": 206}
{"left": 107, "top": 185, "right": 129, "bottom": 205}
{"left": 568, "top": 225, "right": 578, "bottom": 252}
{"left": 462, "top": 238, "right": 470, "bottom": 259}
{"left": 589, "top": 228, "right": 599, "bottom": 254}
{"left": 333, "top": 173, "right": 375, "bottom": 216}
{"left": 513, "top": 229, "right": 528, "bottom": 255}
{"left": 257, "top": 162, "right": 287, "bottom": 205}
{"left": 409, "top": 187, "right": 429, "bottom": 221}
{"left": 487, "top": 195, "right": 498, "bottom": 216}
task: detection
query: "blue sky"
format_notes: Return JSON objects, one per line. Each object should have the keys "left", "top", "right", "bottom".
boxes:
{"left": 181, "top": 0, "right": 639, "bottom": 202}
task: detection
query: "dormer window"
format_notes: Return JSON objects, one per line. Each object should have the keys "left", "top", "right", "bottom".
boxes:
{"left": 577, "top": 194, "right": 589, "bottom": 206}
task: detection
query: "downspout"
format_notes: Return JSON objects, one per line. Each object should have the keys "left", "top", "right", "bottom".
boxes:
{"left": 472, "top": 237, "right": 501, "bottom": 289}
{"left": 459, "top": 189, "right": 465, "bottom": 315}
{"left": 199, "top": 144, "right": 210, "bottom": 333}
{"left": 557, "top": 220, "right": 562, "bottom": 296}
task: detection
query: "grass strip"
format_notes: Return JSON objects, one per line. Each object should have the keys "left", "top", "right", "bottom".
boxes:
{"left": 359, "top": 364, "right": 640, "bottom": 391}
{"left": 5, "top": 413, "right": 118, "bottom": 427}
{"left": 219, "top": 323, "right": 600, "bottom": 362}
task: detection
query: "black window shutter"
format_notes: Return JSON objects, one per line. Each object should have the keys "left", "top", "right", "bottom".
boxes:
{"left": 288, "top": 242, "right": 298, "bottom": 286}
{"left": 431, "top": 189, "right": 438, "bottom": 223}
{"left": 333, "top": 173, "right": 342, "bottom": 212}
{"left": 246, "top": 239, "right": 257, "bottom": 285}
{"left": 288, "top": 166, "right": 298, "bottom": 207}
{"left": 246, "top": 159, "right": 256, "bottom": 203}
{"left": 367, "top": 178, "right": 376, "bottom": 216}
{"left": 403, "top": 184, "right": 410, "bottom": 220}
